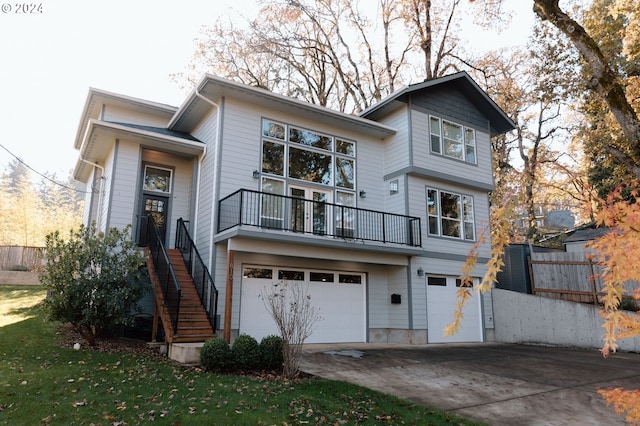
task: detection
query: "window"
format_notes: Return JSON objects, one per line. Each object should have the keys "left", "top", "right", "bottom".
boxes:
{"left": 262, "top": 141, "right": 284, "bottom": 176}
{"left": 456, "top": 278, "right": 473, "bottom": 287}
{"left": 339, "top": 274, "right": 362, "bottom": 284}
{"left": 335, "top": 191, "right": 355, "bottom": 238}
{"left": 261, "top": 178, "right": 285, "bottom": 229}
{"left": 335, "top": 158, "right": 354, "bottom": 189}
{"left": 426, "top": 188, "right": 475, "bottom": 240}
{"left": 310, "top": 272, "right": 334, "bottom": 282}
{"left": 261, "top": 119, "right": 356, "bottom": 196}
{"left": 288, "top": 147, "right": 331, "bottom": 184}
{"left": 278, "top": 270, "right": 304, "bottom": 281}
{"left": 143, "top": 166, "right": 172, "bottom": 193}
{"left": 243, "top": 268, "right": 273, "bottom": 279}
{"left": 427, "top": 276, "right": 447, "bottom": 286}
{"left": 429, "top": 116, "right": 476, "bottom": 164}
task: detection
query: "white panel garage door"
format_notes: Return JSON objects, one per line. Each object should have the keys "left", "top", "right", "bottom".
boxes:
{"left": 240, "top": 266, "right": 366, "bottom": 344}
{"left": 427, "top": 276, "right": 483, "bottom": 343}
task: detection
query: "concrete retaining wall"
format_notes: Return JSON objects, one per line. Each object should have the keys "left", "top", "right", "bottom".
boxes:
{"left": 493, "top": 288, "right": 640, "bottom": 352}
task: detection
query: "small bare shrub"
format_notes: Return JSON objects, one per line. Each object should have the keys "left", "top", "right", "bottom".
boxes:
{"left": 261, "top": 282, "right": 321, "bottom": 379}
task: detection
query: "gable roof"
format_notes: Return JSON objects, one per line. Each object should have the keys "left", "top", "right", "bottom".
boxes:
{"left": 74, "top": 88, "right": 177, "bottom": 151}
{"left": 360, "top": 72, "right": 515, "bottom": 136}
{"left": 169, "top": 74, "right": 397, "bottom": 139}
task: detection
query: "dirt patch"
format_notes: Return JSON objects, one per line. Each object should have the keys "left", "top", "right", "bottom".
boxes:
{"left": 58, "top": 323, "right": 164, "bottom": 358}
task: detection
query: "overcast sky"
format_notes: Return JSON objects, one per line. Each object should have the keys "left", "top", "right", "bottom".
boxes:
{"left": 0, "top": 0, "right": 534, "bottom": 181}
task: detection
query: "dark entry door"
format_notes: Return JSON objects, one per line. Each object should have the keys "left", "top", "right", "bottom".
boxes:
{"left": 138, "top": 194, "right": 169, "bottom": 246}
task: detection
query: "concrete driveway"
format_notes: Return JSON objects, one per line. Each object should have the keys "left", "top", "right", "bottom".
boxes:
{"left": 299, "top": 342, "right": 640, "bottom": 425}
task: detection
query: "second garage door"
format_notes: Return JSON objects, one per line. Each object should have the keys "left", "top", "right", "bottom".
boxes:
{"left": 240, "top": 266, "right": 366, "bottom": 343}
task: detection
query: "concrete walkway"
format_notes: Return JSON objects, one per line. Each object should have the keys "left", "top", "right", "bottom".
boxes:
{"left": 299, "top": 342, "right": 640, "bottom": 425}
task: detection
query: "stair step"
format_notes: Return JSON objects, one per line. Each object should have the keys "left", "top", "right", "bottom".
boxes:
{"left": 147, "top": 247, "right": 217, "bottom": 345}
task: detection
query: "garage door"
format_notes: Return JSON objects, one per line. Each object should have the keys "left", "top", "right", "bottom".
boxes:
{"left": 240, "top": 266, "right": 366, "bottom": 343}
{"left": 427, "top": 276, "right": 483, "bottom": 343}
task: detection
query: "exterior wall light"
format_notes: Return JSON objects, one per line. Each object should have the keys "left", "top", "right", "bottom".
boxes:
{"left": 359, "top": 190, "right": 366, "bottom": 198}
{"left": 417, "top": 267, "right": 424, "bottom": 277}
{"left": 252, "top": 170, "right": 260, "bottom": 179}
{"left": 390, "top": 179, "right": 399, "bottom": 194}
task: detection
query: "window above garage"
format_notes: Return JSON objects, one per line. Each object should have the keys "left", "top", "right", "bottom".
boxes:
{"left": 429, "top": 116, "right": 476, "bottom": 164}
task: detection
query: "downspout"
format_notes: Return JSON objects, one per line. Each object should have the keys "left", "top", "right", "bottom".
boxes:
{"left": 194, "top": 88, "right": 220, "bottom": 272}
{"left": 80, "top": 159, "right": 105, "bottom": 230}
{"left": 194, "top": 87, "right": 227, "bottom": 339}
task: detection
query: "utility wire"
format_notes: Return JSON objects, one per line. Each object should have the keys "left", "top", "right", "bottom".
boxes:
{"left": 0, "top": 143, "right": 90, "bottom": 194}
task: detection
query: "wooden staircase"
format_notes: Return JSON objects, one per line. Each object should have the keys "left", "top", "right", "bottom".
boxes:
{"left": 146, "top": 248, "right": 216, "bottom": 344}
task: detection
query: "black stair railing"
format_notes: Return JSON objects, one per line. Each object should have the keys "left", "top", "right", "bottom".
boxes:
{"left": 175, "top": 218, "right": 219, "bottom": 331}
{"left": 144, "top": 215, "right": 182, "bottom": 334}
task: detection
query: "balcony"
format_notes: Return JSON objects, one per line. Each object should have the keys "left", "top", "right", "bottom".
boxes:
{"left": 217, "top": 189, "right": 421, "bottom": 248}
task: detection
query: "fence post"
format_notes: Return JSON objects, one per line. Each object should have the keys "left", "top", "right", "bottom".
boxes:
{"left": 528, "top": 256, "right": 536, "bottom": 295}
{"left": 587, "top": 258, "right": 598, "bottom": 305}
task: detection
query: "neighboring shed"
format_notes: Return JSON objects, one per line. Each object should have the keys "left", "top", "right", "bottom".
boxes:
{"left": 495, "top": 244, "right": 562, "bottom": 294}
{"left": 563, "top": 227, "right": 610, "bottom": 254}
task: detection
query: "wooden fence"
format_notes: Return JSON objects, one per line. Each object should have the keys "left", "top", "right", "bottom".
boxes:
{"left": 529, "top": 251, "right": 636, "bottom": 304}
{"left": 0, "top": 246, "right": 46, "bottom": 272}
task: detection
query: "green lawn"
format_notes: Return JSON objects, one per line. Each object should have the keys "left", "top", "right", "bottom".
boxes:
{"left": 0, "top": 285, "right": 484, "bottom": 425}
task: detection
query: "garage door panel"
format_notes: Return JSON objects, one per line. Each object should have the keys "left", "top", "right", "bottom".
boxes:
{"left": 427, "top": 276, "right": 482, "bottom": 343}
{"left": 240, "top": 267, "right": 365, "bottom": 344}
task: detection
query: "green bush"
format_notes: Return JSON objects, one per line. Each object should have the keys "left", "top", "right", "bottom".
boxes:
{"left": 259, "top": 335, "right": 284, "bottom": 371}
{"left": 200, "top": 337, "right": 231, "bottom": 371}
{"left": 231, "top": 334, "right": 260, "bottom": 370}
{"left": 40, "top": 223, "right": 147, "bottom": 346}
{"left": 620, "top": 297, "right": 639, "bottom": 312}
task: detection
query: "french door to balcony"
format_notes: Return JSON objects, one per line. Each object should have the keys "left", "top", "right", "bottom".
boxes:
{"left": 289, "top": 185, "right": 331, "bottom": 235}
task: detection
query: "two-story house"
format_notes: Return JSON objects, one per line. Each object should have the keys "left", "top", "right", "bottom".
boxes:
{"left": 72, "top": 72, "right": 514, "bottom": 355}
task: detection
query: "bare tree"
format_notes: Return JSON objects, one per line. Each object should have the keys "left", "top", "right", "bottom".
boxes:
{"left": 261, "top": 281, "right": 322, "bottom": 379}
{"left": 175, "top": 0, "right": 510, "bottom": 112}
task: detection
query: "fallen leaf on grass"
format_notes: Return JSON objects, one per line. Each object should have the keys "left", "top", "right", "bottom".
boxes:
{"left": 72, "top": 400, "right": 87, "bottom": 407}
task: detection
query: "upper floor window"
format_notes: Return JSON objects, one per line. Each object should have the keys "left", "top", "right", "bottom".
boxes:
{"left": 427, "top": 188, "right": 475, "bottom": 240}
{"left": 429, "top": 116, "right": 476, "bottom": 164}
{"left": 261, "top": 119, "right": 356, "bottom": 190}
{"left": 143, "top": 166, "right": 172, "bottom": 193}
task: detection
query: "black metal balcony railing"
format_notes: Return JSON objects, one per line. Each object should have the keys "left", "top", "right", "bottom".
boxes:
{"left": 217, "top": 189, "right": 422, "bottom": 247}
{"left": 175, "top": 218, "right": 219, "bottom": 331}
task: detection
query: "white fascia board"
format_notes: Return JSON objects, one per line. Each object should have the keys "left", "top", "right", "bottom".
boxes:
{"left": 73, "top": 88, "right": 179, "bottom": 150}
{"left": 168, "top": 74, "right": 397, "bottom": 138}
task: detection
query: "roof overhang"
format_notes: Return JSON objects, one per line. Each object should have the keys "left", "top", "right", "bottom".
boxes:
{"left": 73, "top": 120, "right": 205, "bottom": 182}
{"left": 169, "top": 74, "right": 397, "bottom": 139}
{"left": 361, "top": 72, "right": 516, "bottom": 136}
{"left": 74, "top": 88, "right": 178, "bottom": 151}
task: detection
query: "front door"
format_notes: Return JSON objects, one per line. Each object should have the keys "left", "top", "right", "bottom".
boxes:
{"left": 289, "top": 185, "right": 331, "bottom": 235}
{"left": 138, "top": 194, "right": 169, "bottom": 246}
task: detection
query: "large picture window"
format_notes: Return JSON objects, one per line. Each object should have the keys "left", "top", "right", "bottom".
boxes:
{"left": 427, "top": 188, "right": 475, "bottom": 240}
{"left": 261, "top": 119, "right": 356, "bottom": 194}
{"left": 429, "top": 116, "right": 476, "bottom": 164}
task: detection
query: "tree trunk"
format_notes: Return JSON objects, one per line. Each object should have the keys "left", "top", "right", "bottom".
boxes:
{"left": 533, "top": 0, "right": 640, "bottom": 179}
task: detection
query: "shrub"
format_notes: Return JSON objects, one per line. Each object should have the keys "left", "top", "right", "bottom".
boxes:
{"left": 259, "top": 335, "right": 284, "bottom": 371}
{"left": 620, "top": 297, "right": 639, "bottom": 312}
{"left": 40, "top": 223, "right": 147, "bottom": 346}
{"left": 231, "top": 334, "right": 260, "bottom": 370}
{"left": 200, "top": 337, "right": 231, "bottom": 372}
{"left": 261, "top": 282, "right": 321, "bottom": 378}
